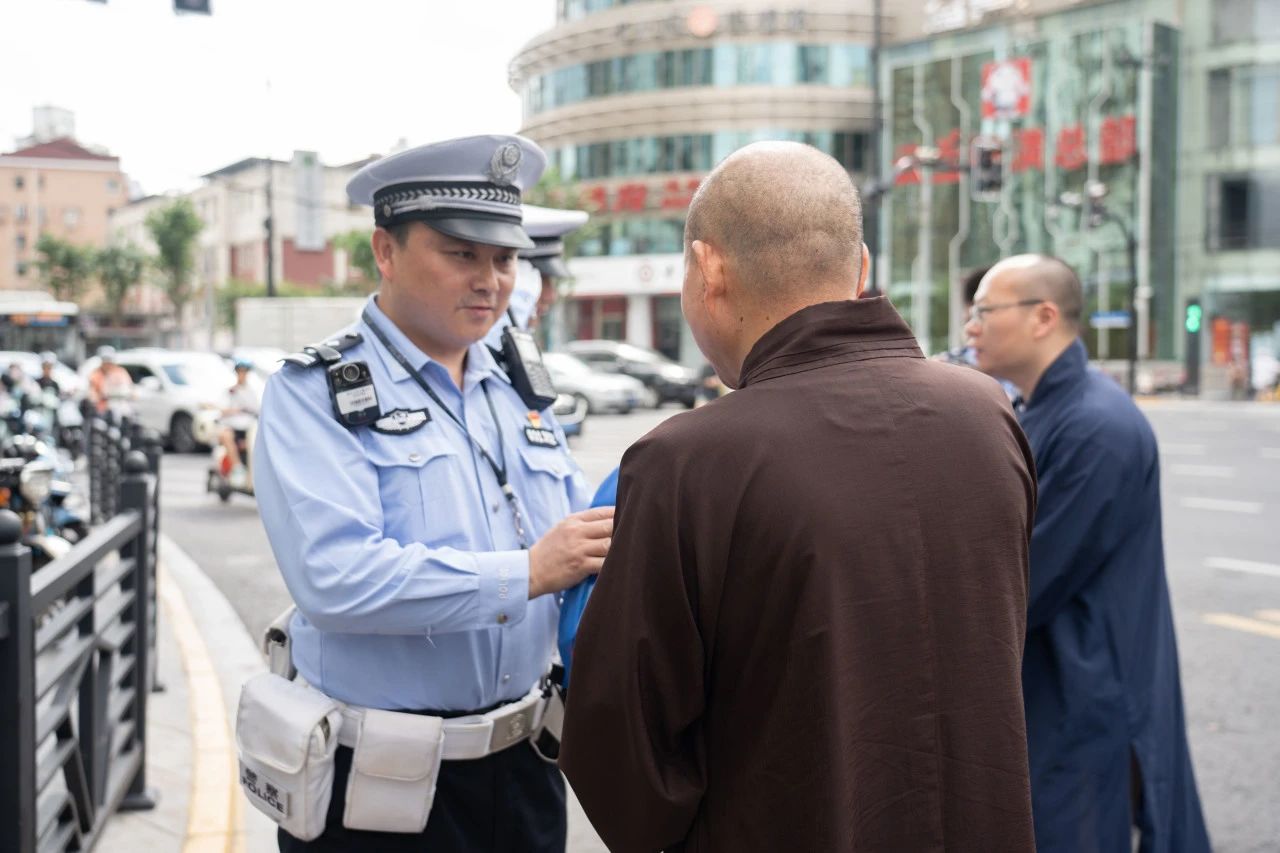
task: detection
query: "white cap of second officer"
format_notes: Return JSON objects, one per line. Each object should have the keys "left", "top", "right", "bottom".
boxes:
{"left": 519, "top": 203, "right": 589, "bottom": 279}
{"left": 346, "top": 135, "right": 547, "bottom": 249}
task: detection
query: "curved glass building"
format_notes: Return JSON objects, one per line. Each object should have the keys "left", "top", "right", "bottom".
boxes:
{"left": 511, "top": 1, "right": 918, "bottom": 361}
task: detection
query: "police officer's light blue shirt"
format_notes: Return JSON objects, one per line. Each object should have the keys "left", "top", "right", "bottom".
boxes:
{"left": 254, "top": 296, "right": 591, "bottom": 711}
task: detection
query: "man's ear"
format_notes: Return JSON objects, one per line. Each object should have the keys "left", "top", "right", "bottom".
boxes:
{"left": 371, "top": 228, "right": 398, "bottom": 282}
{"left": 1032, "top": 300, "right": 1063, "bottom": 340}
{"left": 855, "top": 243, "right": 871, "bottom": 297}
{"left": 692, "top": 239, "right": 727, "bottom": 306}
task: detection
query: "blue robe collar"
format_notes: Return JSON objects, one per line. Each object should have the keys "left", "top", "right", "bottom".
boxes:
{"left": 1025, "top": 338, "right": 1088, "bottom": 411}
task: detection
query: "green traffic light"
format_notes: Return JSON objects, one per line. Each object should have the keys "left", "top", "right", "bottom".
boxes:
{"left": 1185, "top": 304, "right": 1202, "bottom": 334}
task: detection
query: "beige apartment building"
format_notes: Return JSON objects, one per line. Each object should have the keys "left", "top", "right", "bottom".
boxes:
{"left": 0, "top": 137, "right": 130, "bottom": 291}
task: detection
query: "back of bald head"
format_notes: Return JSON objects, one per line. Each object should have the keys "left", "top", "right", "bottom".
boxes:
{"left": 685, "top": 141, "right": 863, "bottom": 302}
{"left": 988, "top": 254, "right": 1084, "bottom": 332}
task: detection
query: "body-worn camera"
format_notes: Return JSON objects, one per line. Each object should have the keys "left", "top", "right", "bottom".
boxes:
{"left": 327, "top": 361, "right": 380, "bottom": 428}
{"left": 501, "top": 326, "right": 558, "bottom": 411}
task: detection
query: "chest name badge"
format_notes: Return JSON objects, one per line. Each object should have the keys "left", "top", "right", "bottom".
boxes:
{"left": 523, "top": 410, "right": 559, "bottom": 448}
{"left": 371, "top": 408, "right": 431, "bottom": 435}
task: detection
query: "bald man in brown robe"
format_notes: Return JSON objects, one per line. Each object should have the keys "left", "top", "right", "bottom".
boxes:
{"left": 558, "top": 143, "right": 1038, "bottom": 853}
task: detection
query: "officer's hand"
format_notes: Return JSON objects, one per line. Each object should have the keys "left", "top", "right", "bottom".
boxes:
{"left": 528, "top": 506, "right": 614, "bottom": 599}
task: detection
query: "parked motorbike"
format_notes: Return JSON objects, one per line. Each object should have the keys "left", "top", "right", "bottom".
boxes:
{"left": 207, "top": 419, "right": 256, "bottom": 502}
{"left": 0, "top": 451, "right": 74, "bottom": 567}
{"left": 3, "top": 433, "right": 88, "bottom": 545}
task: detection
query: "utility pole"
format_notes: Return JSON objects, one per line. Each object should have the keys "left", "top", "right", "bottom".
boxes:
{"left": 265, "top": 158, "right": 276, "bottom": 297}
{"left": 865, "top": 0, "right": 884, "bottom": 271}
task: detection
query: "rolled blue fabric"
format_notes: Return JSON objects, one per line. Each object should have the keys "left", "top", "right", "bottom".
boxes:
{"left": 557, "top": 467, "right": 618, "bottom": 689}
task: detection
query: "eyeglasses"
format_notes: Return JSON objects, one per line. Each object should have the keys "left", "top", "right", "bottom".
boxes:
{"left": 966, "top": 299, "right": 1045, "bottom": 326}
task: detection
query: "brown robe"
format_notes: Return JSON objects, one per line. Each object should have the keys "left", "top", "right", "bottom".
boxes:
{"left": 560, "top": 297, "right": 1038, "bottom": 852}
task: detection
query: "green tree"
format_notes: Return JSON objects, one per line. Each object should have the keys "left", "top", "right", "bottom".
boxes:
{"left": 145, "top": 199, "right": 203, "bottom": 325}
{"left": 34, "top": 234, "right": 96, "bottom": 303}
{"left": 96, "top": 244, "right": 148, "bottom": 328}
{"left": 333, "top": 230, "right": 379, "bottom": 292}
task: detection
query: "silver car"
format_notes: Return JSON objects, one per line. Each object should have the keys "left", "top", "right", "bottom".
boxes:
{"left": 543, "top": 352, "right": 645, "bottom": 415}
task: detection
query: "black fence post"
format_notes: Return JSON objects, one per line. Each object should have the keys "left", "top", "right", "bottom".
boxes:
{"left": 88, "top": 417, "right": 103, "bottom": 525}
{"left": 0, "top": 510, "right": 36, "bottom": 853}
{"left": 137, "top": 427, "right": 165, "bottom": 694}
{"left": 119, "top": 451, "right": 157, "bottom": 811}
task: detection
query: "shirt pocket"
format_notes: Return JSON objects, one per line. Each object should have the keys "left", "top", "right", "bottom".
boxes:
{"left": 364, "top": 431, "right": 469, "bottom": 547}
{"left": 516, "top": 443, "right": 572, "bottom": 534}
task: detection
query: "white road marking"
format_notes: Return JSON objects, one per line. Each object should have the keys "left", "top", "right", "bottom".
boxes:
{"left": 1168, "top": 464, "right": 1235, "bottom": 478}
{"left": 1182, "top": 421, "right": 1229, "bottom": 432}
{"left": 1159, "top": 443, "right": 1206, "bottom": 456}
{"left": 1180, "top": 497, "right": 1264, "bottom": 514}
{"left": 1205, "top": 557, "right": 1280, "bottom": 579}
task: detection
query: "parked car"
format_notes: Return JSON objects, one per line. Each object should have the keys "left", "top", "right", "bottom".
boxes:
{"left": 564, "top": 340, "right": 699, "bottom": 408}
{"left": 543, "top": 352, "right": 645, "bottom": 414}
{"left": 552, "top": 392, "right": 586, "bottom": 439}
{"left": 78, "top": 349, "right": 237, "bottom": 452}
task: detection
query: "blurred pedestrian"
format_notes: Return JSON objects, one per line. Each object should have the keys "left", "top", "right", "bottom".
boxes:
{"left": 561, "top": 141, "right": 1038, "bottom": 853}
{"left": 967, "top": 254, "right": 1210, "bottom": 852}
{"left": 933, "top": 265, "right": 990, "bottom": 365}
{"left": 86, "top": 346, "right": 133, "bottom": 414}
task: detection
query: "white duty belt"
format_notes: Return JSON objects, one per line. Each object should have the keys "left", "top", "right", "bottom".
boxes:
{"left": 265, "top": 606, "right": 556, "bottom": 762}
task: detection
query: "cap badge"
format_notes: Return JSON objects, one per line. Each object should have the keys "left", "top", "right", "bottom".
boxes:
{"left": 488, "top": 143, "right": 522, "bottom": 187}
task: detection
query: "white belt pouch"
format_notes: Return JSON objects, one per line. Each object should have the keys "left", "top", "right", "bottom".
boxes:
{"left": 236, "top": 673, "right": 343, "bottom": 842}
{"left": 342, "top": 708, "right": 445, "bottom": 833}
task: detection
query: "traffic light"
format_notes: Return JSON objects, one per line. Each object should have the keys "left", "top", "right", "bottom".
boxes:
{"left": 1183, "top": 298, "right": 1202, "bottom": 394}
{"left": 1185, "top": 300, "right": 1203, "bottom": 334}
{"left": 971, "top": 138, "right": 1003, "bottom": 202}
{"left": 174, "top": 0, "right": 211, "bottom": 13}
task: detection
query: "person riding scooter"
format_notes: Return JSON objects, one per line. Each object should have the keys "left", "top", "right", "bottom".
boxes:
{"left": 219, "top": 359, "right": 259, "bottom": 489}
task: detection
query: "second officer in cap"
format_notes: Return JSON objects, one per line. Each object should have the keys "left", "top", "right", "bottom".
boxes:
{"left": 251, "top": 135, "right": 612, "bottom": 852}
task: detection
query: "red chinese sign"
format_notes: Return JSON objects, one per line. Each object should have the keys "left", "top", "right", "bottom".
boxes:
{"left": 579, "top": 178, "right": 702, "bottom": 214}
{"left": 981, "top": 58, "right": 1032, "bottom": 119}
{"left": 894, "top": 116, "right": 1136, "bottom": 186}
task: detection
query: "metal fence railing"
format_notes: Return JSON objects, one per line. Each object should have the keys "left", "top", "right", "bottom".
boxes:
{"left": 0, "top": 447, "right": 160, "bottom": 852}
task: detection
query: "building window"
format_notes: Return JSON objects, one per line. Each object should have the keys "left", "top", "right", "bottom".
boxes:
{"left": 558, "top": 130, "right": 871, "bottom": 181}
{"left": 63, "top": 207, "right": 81, "bottom": 229}
{"left": 526, "top": 42, "right": 871, "bottom": 115}
{"left": 1209, "top": 69, "right": 1232, "bottom": 149}
{"left": 15, "top": 261, "right": 28, "bottom": 277}
{"left": 15, "top": 204, "right": 27, "bottom": 223}
{"left": 15, "top": 233, "right": 26, "bottom": 252}
{"left": 1206, "top": 64, "right": 1280, "bottom": 149}
{"left": 1207, "top": 171, "right": 1280, "bottom": 250}
{"left": 1214, "top": 0, "right": 1280, "bottom": 44}
{"left": 14, "top": 175, "right": 24, "bottom": 190}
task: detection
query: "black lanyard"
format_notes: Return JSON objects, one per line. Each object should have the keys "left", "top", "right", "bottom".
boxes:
{"left": 361, "top": 307, "right": 531, "bottom": 548}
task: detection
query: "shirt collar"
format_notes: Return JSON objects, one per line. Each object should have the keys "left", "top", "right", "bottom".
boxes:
{"left": 1025, "top": 338, "right": 1088, "bottom": 409}
{"left": 738, "top": 296, "right": 923, "bottom": 389}
{"left": 362, "top": 294, "right": 504, "bottom": 388}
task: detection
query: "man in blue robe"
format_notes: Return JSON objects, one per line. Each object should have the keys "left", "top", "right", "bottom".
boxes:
{"left": 967, "top": 255, "right": 1210, "bottom": 853}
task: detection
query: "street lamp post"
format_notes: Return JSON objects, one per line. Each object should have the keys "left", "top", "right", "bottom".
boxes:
{"left": 1060, "top": 181, "right": 1140, "bottom": 394}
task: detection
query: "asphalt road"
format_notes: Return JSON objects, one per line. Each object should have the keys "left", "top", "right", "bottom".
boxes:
{"left": 159, "top": 400, "right": 1280, "bottom": 851}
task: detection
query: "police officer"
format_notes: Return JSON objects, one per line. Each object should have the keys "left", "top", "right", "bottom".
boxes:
{"left": 518, "top": 204, "right": 589, "bottom": 330}
{"left": 253, "top": 135, "right": 613, "bottom": 852}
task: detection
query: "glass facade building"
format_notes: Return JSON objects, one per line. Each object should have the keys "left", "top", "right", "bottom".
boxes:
{"left": 882, "top": 0, "right": 1280, "bottom": 393}
{"left": 511, "top": 2, "right": 889, "bottom": 363}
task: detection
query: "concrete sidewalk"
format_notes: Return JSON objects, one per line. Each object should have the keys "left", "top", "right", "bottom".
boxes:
{"left": 95, "top": 536, "right": 606, "bottom": 853}
{"left": 97, "top": 538, "right": 280, "bottom": 853}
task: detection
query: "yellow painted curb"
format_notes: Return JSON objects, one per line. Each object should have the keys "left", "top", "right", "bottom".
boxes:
{"left": 158, "top": 564, "right": 245, "bottom": 853}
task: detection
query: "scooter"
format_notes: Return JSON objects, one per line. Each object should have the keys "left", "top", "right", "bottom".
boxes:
{"left": 207, "top": 418, "right": 257, "bottom": 502}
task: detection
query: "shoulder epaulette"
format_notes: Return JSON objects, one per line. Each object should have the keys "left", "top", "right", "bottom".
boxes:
{"left": 283, "top": 331, "right": 364, "bottom": 368}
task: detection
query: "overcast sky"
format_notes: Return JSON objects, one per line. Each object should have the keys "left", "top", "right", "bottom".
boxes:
{"left": 1, "top": 0, "right": 555, "bottom": 195}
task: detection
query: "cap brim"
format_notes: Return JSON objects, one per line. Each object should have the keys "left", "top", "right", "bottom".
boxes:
{"left": 428, "top": 217, "right": 534, "bottom": 250}
{"left": 531, "top": 256, "right": 571, "bottom": 278}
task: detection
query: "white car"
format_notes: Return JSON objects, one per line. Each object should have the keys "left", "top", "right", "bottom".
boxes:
{"left": 79, "top": 349, "right": 238, "bottom": 452}
{"left": 543, "top": 352, "right": 646, "bottom": 414}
